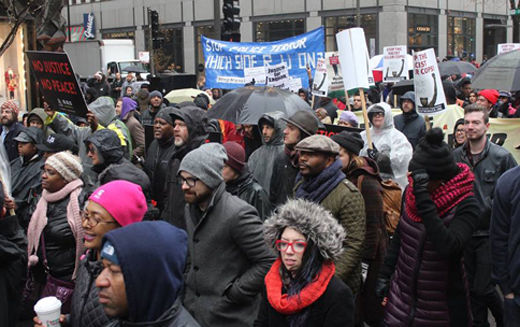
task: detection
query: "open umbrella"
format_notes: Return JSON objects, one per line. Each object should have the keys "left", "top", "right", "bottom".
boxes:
{"left": 472, "top": 50, "right": 520, "bottom": 92}
{"left": 391, "top": 79, "right": 414, "bottom": 95}
{"left": 164, "top": 88, "right": 216, "bottom": 105}
{"left": 438, "top": 61, "right": 477, "bottom": 76}
{"left": 206, "top": 86, "right": 313, "bottom": 125}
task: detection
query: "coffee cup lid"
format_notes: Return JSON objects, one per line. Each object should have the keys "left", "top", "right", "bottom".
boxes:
{"left": 34, "top": 296, "right": 62, "bottom": 314}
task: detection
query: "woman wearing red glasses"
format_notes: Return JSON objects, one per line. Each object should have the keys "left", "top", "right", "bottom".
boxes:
{"left": 255, "top": 198, "right": 354, "bottom": 327}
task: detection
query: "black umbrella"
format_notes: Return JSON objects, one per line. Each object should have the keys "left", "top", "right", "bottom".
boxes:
{"left": 207, "top": 86, "right": 314, "bottom": 125}
{"left": 391, "top": 79, "right": 414, "bottom": 96}
{"left": 472, "top": 50, "right": 520, "bottom": 92}
{"left": 438, "top": 61, "right": 477, "bottom": 76}
{"left": 122, "top": 65, "right": 147, "bottom": 73}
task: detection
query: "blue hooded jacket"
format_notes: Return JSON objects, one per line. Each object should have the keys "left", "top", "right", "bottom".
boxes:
{"left": 102, "top": 221, "right": 187, "bottom": 323}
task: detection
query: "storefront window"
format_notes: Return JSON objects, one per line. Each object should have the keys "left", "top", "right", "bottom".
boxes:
{"left": 324, "top": 14, "right": 377, "bottom": 52}
{"left": 254, "top": 19, "right": 304, "bottom": 42}
{"left": 0, "top": 23, "right": 27, "bottom": 111}
{"left": 144, "top": 27, "right": 184, "bottom": 72}
{"left": 484, "top": 18, "right": 507, "bottom": 58}
{"left": 408, "top": 13, "right": 438, "bottom": 54}
{"left": 447, "top": 16, "right": 475, "bottom": 59}
{"left": 196, "top": 25, "right": 216, "bottom": 75}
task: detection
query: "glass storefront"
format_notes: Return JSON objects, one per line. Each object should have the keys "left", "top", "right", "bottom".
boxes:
{"left": 254, "top": 19, "right": 305, "bottom": 42}
{"left": 324, "top": 14, "right": 377, "bottom": 52}
{"left": 447, "top": 16, "right": 476, "bottom": 58}
{"left": 408, "top": 13, "right": 438, "bottom": 54}
{"left": 483, "top": 18, "right": 507, "bottom": 58}
{"left": 144, "top": 27, "right": 184, "bottom": 72}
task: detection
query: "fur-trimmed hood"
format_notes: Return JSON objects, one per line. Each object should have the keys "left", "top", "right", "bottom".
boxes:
{"left": 263, "top": 199, "right": 346, "bottom": 261}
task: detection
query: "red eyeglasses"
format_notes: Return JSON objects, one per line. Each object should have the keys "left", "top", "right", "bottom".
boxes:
{"left": 275, "top": 240, "right": 307, "bottom": 253}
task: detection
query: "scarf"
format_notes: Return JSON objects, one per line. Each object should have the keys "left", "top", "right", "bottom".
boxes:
{"left": 27, "top": 179, "right": 84, "bottom": 279}
{"left": 295, "top": 160, "right": 345, "bottom": 203}
{"left": 265, "top": 258, "right": 335, "bottom": 315}
{"left": 405, "top": 163, "right": 474, "bottom": 222}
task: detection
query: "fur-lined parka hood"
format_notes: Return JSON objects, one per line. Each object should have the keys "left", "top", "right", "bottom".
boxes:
{"left": 263, "top": 199, "right": 346, "bottom": 261}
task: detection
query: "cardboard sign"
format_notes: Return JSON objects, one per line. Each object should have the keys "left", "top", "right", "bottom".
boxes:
{"left": 413, "top": 48, "right": 447, "bottom": 115}
{"left": 325, "top": 52, "right": 345, "bottom": 99}
{"left": 287, "top": 77, "right": 303, "bottom": 93}
{"left": 497, "top": 43, "right": 520, "bottom": 55}
{"left": 27, "top": 51, "right": 88, "bottom": 118}
{"left": 335, "top": 28, "right": 373, "bottom": 92}
{"left": 244, "top": 66, "right": 267, "bottom": 85}
{"left": 266, "top": 63, "right": 289, "bottom": 89}
{"left": 383, "top": 45, "right": 408, "bottom": 82}
{"left": 312, "top": 58, "right": 330, "bottom": 97}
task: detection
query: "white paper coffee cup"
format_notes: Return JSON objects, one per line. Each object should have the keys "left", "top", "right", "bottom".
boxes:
{"left": 34, "top": 296, "right": 61, "bottom": 327}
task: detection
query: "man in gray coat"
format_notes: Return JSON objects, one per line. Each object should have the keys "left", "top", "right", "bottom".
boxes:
{"left": 178, "top": 143, "right": 276, "bottom": 327}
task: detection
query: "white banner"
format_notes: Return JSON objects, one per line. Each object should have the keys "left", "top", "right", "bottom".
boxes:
{"left": 383, "top": 45, "right": 408, "bottom": 82}
{"left": 266, "top": 63, "right": 289, "bottom": 89}
{"left": 413, "top": 48, "right": 447, "bottom": 116}
{"left": 336, "top": 28, "right": 373, "bottom": 91}
{"left": 244, "top": 66, "right": 267, "bottom": 85}
{"left": 312, "top": 58, "right": 330, "bottom": 96}
{"left": 497, "top": 43, "right": 520, "bottom": 55}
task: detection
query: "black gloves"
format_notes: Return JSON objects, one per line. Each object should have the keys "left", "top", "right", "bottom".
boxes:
{"left": 367, "top": 143, "right": 379, "bottom": 161}
{"left": 411, "top": 169, "right": 429, "bottom": 191}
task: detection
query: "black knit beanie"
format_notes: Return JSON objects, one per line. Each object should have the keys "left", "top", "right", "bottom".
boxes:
{"left": 408, "top": 127, "right": 459, "bottom": 180}
{"left": 331, "top": 131, "right": 364, "bottom": 155}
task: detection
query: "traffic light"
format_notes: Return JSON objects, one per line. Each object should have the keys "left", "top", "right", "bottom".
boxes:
{"left": 222, "top": 0, "right": 240, "bottom": 42}
{"left": 150, "top": 10, "right": 161, "bottom": 49}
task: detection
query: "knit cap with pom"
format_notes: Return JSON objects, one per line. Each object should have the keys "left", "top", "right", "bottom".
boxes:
{"left": 408, "top": 127, "right": 459, "bottom": 180}
{"left": 45, "top": 151, "right": 83, "bottom": 182}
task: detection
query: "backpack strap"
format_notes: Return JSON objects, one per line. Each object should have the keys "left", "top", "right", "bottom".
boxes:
{"left": 356, "top": 174, "right": 365, "bottom": 193}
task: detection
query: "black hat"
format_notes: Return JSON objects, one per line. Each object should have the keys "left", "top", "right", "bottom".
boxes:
{"left": 13, "top": 127, "right": 44, "bottom": 144}
{"left": 408, "top": 128, "right": 459, "bottom": 180}
{"left": 37, "top": 134, "right": 78, "bottom": 154}
{"left": 331, "top": 131, "right": 364, "bottom": 156}
{"left": 281, "top": 111, "right": 319, "bottom": 136}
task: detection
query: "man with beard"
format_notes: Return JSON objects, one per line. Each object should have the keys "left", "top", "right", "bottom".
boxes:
{"left": 269, "top": 110, "right": 319, "bottom": 207}
{"left": 393, "top": 91, "right": 426, "bottom": 149}
{"left": 160, "top": 106, "right": 207, "bottom": 229}
{"left": 141, "top": 91, "right": 167, "bottom": 127}
{"left": 453, "top": 104, "right": 517, "bottom": 327}
{"left": 1, "top": 100, "right": 23, "bottom": 162}
{"left": 294, "top": 135, "right": 366, "bottom": 295}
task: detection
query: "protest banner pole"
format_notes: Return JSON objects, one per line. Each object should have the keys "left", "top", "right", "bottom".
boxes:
{"left": 394, "top": 94, "right": 397, "bottom": 108}
{"left": 424, "top": 115, "right": 431, "bottom": 130}
{"left": 345, "top": 90, "right": 352, "bottom": 111}
{"left": 359, "top": 88, "right": 373, "bottom": 149}
{"left": 310, "top": 94, "right": 316, "bottom": 109}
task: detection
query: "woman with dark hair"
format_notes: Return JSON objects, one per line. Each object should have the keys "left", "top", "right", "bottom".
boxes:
{"left": 255, "top": 198, "right": 354, "bottom": 327}
{"left": 452, "top": 118, "right": 466, "bottom": 149}
{"left": 468, "top": 91, "right": 477, "bottom": 105}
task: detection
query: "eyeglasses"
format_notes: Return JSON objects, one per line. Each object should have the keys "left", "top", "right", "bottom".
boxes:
{"left": 87, "top": 146, "right": 96, "bottom": 154}
{"left": 372, "top": 112, "right": 384, "bottom": 117}
{"left": 82, "top": 211, "right": 118, "bottom": 227}
{"left": 275, "top": 240, "right": 307, "bottom": 253}
{"left": 178, "top": 176, "right": 199, "bottom": 187}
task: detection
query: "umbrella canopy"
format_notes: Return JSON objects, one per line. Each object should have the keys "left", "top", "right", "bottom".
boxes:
{"left": 438, "top": 61, "right": 477, "bottom": 76}
{"left": 391, "top": 79, "right": 414, "bottom": 95}
{"left": 472, "top": 50, "right": 520, "bottom": 92}
{"left": 206, "top": 86, "right": 313, "bottom": 125}
{"left": 164, "top": 88, "right": 216, "bottom": 105}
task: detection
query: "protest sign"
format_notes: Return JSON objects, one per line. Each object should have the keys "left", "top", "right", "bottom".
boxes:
{"left": 266, "top": 63, "right": 290, "bottom": 89}
{"left": 413, "top": 48, "right": 447, "bottom": 116}
{"left": 287, "top": 77, "right": 303, "bottom": 93}
{"left": 335, "top": 28, "right": 373, "bottom": 92}
{"left": 27, "top": 51, "right": 88, "bottom": 117}
{"left": 317, "top": 123, "right": 362, "bottom": 137}
{"left": 244, "top": 66, "right": 266, "bottom": 85}
{"left": 312, "top": 58, "right": 330, "bottom": 97}
{"left": 325, "top": 52, "right": 345, "bottom": 99}
{"left": 202, "top": 27, "right": 324, "bottom": 89}
{"left": 497, "top": 43, "right": 520, "bottom": 55}
{"left": 383, "top": 45, "right": 408, "bottom": 83}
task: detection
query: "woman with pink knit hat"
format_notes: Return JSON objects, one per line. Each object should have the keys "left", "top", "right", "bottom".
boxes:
{"left": 34, "top": 180, "right": 148, "bottom": 327}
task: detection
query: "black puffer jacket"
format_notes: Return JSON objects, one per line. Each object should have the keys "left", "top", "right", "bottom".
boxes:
{"left": 144, "top": 137, "right": 176, "bottom": 211}
{"left": 160, "top": 106, "right": 208, "bottom": 229}
{"left": 226, "top": 169, "right": 272, "bottom": 221}
{"left": 68, "top": 251, "right": 113, "bottom": 327}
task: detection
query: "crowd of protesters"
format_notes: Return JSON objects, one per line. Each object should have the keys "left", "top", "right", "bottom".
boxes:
{"left": 0, "top": 62, "right": 518, "bottom": 327}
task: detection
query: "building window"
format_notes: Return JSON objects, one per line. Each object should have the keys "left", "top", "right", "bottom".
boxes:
{"left": 144, "top": 27, "right": 184, "bottom": 73}
{"left": 447, "top": 16, "right": 475, "bottom": 59}
{"left": 483, "top": 18, "right": 507, "bottom": 59}
{"left": 323, "top": 14, "right": 377, "bottom": 53}
{"left": 195, "top": 25, "right": 216, "bottom": 76}
{"left": 254, "top": 19, "right": 304, "bottom": 42}
{"left": 408, "top": 13, "right": 438, "bottom": 54}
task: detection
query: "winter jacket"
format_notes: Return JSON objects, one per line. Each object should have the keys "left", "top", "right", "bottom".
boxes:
{"left": 380, "top": 195, "right": 480, "bottom": 326}
{"left": 393, "top": 110, "right": 426, "bottom": 149}
{"left": 360, "top": 103, "right": 413, "bottom": 190}
{"left": 2, "top": 122, "right": 23, "bottom": 162}
{"left": 68, "top": 251, "right": 113, "bottom": 327}
{"left": 160, "top": 106, "right": 207, "bottom": 229}
{"left": 269, "top": 149, "right": 299, "bottom": 207}
{"left": 225, "top": 169, "right": 272, "bottom": 221}
{"left": 453, "top": 139, "right": 517, "bottom": 235}
{"left": 11, "top": 154, "right": 45, "bottom": 230}
{"left": 87, "top": 77, "right": 111, "bottom": 97}
{"left": 123, "top": 113, "right": 145, "bottom": 160}
{"left": 144, "top": 137, "right": 176, "bottom": 210}
{"left": 141, "top": 104, "right": 167, "bottom": 126}
{"left": 0, "top": 215, "right": 27, "bottom": 327}
{"left": 254, "top": 276, "right": 354, "bottom": 327}
{"left": 183, "top": 182, "right": 276, "bottom": 327}
{"left": 27, "top": 108, "right": 55, "bottom": 136}
{"left": 248, "top": 112, "right": 286, "bottom": 195}
{"left": 490, "top": 166, "right": 520, "bottom": 297}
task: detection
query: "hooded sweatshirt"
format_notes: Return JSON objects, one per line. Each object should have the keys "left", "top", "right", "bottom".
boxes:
{"left": 247, "top": 111, "right": 286, "bottom": 195}
{"left": 360, "top": 102, "right": 413, "bottom": 190}
{"left": 102, "top": 221, "right": 199, "bottom": 325}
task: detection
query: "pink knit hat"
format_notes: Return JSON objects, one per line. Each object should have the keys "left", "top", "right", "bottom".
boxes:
{"left": 88, "top": 180, "right": 147, "bottom": 226}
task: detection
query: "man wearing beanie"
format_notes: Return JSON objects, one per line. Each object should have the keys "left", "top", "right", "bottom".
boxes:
{"left": 144, "top": 107, "right": 177, "bottom": 210}
{"left": 477, "top": 89, "right": 499, "bottom": 117}
{"left": 141, "top": 90, "right": 166, "bottom": 127}
{"left": 393, "top": 91, "right": 426, "bottom": 149}
{"left": 222, "top": 141, "right": 271, "bottom": 220}
{"left": 453, "top": 104, "right": 517, "bottom": 326}
{"left": 294, "top": 134, "right": 366, "bottom": 296}
{"left": 269, "top": 110, "right": 319, "bottom": 206}
{"left": 1, "top": 99, "right": 23, "bottom": 162}
{"left": 178, "top": 143, "right": 276, "bottom": 327}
